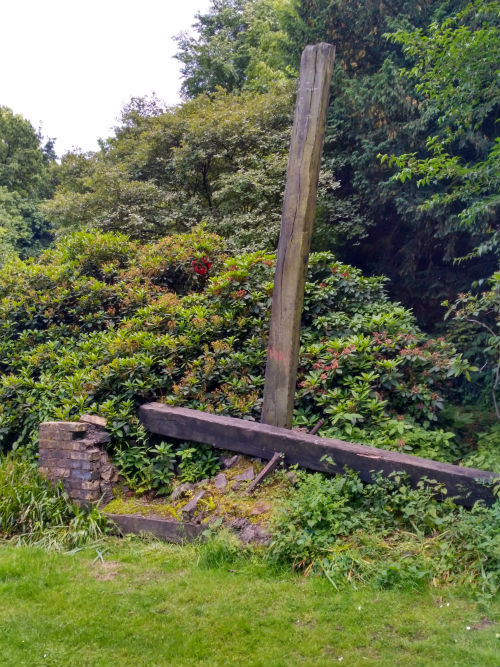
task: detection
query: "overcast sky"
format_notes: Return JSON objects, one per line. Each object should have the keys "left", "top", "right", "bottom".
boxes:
{"left": 1, "top": 0, "right": 213, "bottom": 156}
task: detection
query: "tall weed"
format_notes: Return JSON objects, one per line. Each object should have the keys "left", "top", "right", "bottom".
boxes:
{"left": 0, "top": 455, "right": 109, "bottom": 550}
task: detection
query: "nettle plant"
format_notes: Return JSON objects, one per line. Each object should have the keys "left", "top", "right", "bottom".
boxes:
{"left": 0, "top": 229, "right": 476, "bottom": 471}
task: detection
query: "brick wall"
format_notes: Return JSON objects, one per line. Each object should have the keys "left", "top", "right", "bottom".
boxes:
{"left": 38, "top": 416, "right": 118, "bottom": 505}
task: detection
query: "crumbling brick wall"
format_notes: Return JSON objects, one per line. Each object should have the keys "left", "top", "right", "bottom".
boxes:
{"left": 38, "top": 415, "right": 118, "bottom": 505}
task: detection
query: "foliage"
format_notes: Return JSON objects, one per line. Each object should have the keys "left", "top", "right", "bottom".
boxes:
{"left": 43, "top": 86, "right": 293, "bottom": 250}
{"left": 384, "top": 0, "right": 500, "bottom": 261}
{"left": 0, "top": 229, "right": 480, "bottom": 468}
{"left": 176, "top": 442, "right": 221, "bottom": 483}
{"left": 37, "top": 0, "right": 499, "bottom": 322}
{"left": 0, "top": 454, "right": 109, "bottom": 549}
{"left": 444, "top": 271, "right": 500, "bottom": 419}
{"left": 460, "top": 424, "right": 500, "bottom": 473}
{"left": 269, "top": 469, "right": 500, "bottom": 596}
{"left": 113, "top": 439, "right": 221, "bottom": 492}
{"left": 0, "top": 106, "right": 51, "bottom": 198}
{"left": 113, "top": 442, "right": 177, "bottom": 495}
{"left": 0, "top": 106, "right": 55, "bottom": 264}
{"left": 171, "top": 0, "right": 497, "bottom": 324}
{"left": 175, "top": 0, "right": 293, "bottom": 97}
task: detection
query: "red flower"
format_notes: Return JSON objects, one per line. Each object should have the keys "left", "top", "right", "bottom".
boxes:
{"left": 192, "top": 257, "right": 211, "bottom": 275}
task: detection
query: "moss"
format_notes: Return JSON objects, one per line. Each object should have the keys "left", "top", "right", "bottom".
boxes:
{"left": 104, "top": 497, "right": 180, "bottom": 520}
{"left": 104, "top": 455, "right": 294, "bottom": 528}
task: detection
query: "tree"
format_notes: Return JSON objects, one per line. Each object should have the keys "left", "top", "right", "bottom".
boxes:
{"left": 44, "top": 86, "right": 294, "bottom": 247}
{"left": 384, "top": 0, "right": 500, "bottom": 261}
{"left": 175, "top": 0, "right": 293, "bottom": 97}
{"left": 0, "top": 106, "right": 54, "bottom": 263}
{"left": 175, "top": 0, "right": 252, "bottom": 98}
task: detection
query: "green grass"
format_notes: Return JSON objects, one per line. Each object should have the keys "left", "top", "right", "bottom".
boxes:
{"left": 0, "top": 538, "right": 498, "bottom": 667}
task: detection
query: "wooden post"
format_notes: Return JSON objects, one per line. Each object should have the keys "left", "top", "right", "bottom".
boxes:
{"left": 261, "top": 42, "right": 335, "bottom": 428}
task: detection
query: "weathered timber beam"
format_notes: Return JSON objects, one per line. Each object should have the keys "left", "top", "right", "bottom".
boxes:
{"left": 139, "top": 403, "right": 499, "bottom": 507}
{"left": 262, "top": 43, "right": 336, "bottom": 429}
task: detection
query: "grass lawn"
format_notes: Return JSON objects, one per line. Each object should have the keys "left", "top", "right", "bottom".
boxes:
{"left": 0, "top": 538, "right": 498, "bottom": 667}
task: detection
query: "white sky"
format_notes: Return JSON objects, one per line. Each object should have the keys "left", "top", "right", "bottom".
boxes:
{"left": 1, "top": 0, "right": 213, "bottom": 156}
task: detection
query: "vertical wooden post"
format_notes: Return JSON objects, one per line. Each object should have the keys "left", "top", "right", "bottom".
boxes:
{"left": 261, "top": 42, "right": 335, "bottom": 429}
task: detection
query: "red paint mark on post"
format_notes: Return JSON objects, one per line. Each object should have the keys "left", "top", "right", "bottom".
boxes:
{"left": 268, "top": 347, "right": 291, "bottom": 366}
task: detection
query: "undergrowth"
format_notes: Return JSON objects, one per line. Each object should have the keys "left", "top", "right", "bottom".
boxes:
{"left": 0, "top": 455, "right": 109, "bottom": 550}
{"left": 113, "top": 439, "right": 221, "bottom": 493}
{"left": 267, "top": 469, "right": 500, "bottom": 599}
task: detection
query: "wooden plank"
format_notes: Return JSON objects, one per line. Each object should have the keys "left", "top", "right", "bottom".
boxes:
{"left": 244, "top": 452, "right": 283, "bottom": 495}
{"left": 262, "top": 42, "right": 336, "bottom": 429}
{"left": 106, "top": 513, "right": 204, "bottom": 543}
{"left": 139, "top": 403, "right": 499, "bottom": 506}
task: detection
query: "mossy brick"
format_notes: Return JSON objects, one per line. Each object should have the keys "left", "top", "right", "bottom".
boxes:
{"left": 39, "top": 466, "right": 70, "bottom": 478}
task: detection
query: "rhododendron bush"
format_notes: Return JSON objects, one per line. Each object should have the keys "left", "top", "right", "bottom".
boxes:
{"left": 0, "top": 229, "right": 484, "bottom": 466}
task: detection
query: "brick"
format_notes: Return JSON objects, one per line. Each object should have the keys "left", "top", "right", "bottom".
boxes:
{"left": 80, "top": 480, "right": 101, "bottom": 491}
{"left": 39, "top": 451, "right": 71, "bottom": 463}
{"left": 38, "top": 450, "right": 101, "bottom": 470}
{"left": 65, "top": 479, "right": 85, "bottom": 490}
{"left": 39, "top": 439, "right": 91, "bottom": 451}
{"left": 70, "top": 490, "right": 100, "bottom": 501}
{"left": 38, "top": 430, "right": 85, "bottom": 442}
{"left": 67, "top": 460, "right": 98, "bottom": 471}
{"left": 39, "top": 466, "right": 70, "bottom": 478}
{"left": 67, "top": 449, "right": 101, "bottom": 461}
{"left": 101, "top": 463, "right": 119, "bottom": 482}
{"left": 79, "top": 414, "right": 107, "bottom": 428}
{"left": 40, "top": 421, "right": 87, "bottom": 433}
{"left": 39, "top": 458, "right": 72, "bottom": 471}
{"left": 72, "top": 469, "right": 100, "bottom": 481}
{"left": 87, "top": 431, "right": 110, "bottom": 445}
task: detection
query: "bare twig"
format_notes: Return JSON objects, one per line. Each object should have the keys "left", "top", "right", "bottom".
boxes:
{"left": 466, "top": 318, "right": 497, "bottom": 339}
{"left": 492, "top": 363, "right": 500, "bottom": 422}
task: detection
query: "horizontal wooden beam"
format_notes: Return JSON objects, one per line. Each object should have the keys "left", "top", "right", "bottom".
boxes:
{"left": 139, "top": 404, "right": 498, "bottom": 507}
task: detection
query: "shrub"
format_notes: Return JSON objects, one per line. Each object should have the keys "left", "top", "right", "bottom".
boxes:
{"left": 0, "top": 229, "right": 477, "bottom": 469}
